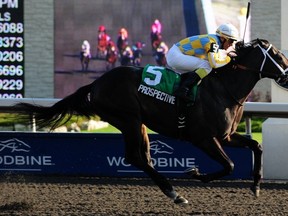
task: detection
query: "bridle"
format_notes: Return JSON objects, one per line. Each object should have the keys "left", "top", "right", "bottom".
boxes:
{"left": 235, "top": 42, "right": 288, "bottom": 82}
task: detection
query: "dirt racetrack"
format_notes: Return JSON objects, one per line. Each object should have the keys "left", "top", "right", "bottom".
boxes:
{"left": 0, "top": 175, "right": 287, "bottom": 216}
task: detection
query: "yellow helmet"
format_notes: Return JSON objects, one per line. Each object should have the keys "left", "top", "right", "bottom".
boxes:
{"left": 216, "top": 23, "right": 239, "bottom": 41}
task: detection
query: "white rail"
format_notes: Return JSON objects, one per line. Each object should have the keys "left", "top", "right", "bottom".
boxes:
{"left": 244, "top": 102, "right": 288, "bottom": 118}
{"left": 1, "top": 99, "right": 288, "bottom": 135}
{"left": 0, "top": 98, "right": 59, "bottom": 111}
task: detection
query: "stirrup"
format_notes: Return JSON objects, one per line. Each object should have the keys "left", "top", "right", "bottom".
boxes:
{"left": 175, "top": 87, "right": 189, "bottom": 96}
{"left": 176, "top": 88, "right": 192, "bottom": 102}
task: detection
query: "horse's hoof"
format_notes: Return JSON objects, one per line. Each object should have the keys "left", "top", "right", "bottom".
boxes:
{"left": 184, "top": 167, "right": 199, "bottom": 176}
{"left": 174, "top": 195, "right": 188, "bottom": 205}
{"left": 163, "top": 190, "right": 178, "bottom": 199}
{"left": 255, "top": 189, "right": 260, "bottom": 197}
{"left": 251, "top": 185, "right": 260, "bottom": 197}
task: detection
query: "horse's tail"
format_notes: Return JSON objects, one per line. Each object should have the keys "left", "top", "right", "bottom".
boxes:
{"left": 14, "top": 83, "right": 94, "bottom": 130}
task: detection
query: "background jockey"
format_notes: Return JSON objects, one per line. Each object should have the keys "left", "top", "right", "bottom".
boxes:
{"left": 106, "top": 40, "right": 118, "bottom": 70}
{"left": 97, "top": 25, "right": 111, "bottom": 57}
{"left": 132, "top": 42, "right": 145, "bottom": 66}
{"left": 120, "top": 46, "right": 133, "bottom": 66}
{"left": 150, "top": 19, "right": 162, "bottom": 55}
{"left": 166, "top": 23, "right": 239, "bottom": 101}
{"left": 80, "top": 40, "right": 91, "bottom": 71}
{"left": 151, "top": 19, "right": 162, "bottom": 35}
{"left": 117, "top": 27, "right": 129, "bottom": 58}
{"left": 81, "top": 40, "right": 91, "bottom": 59}
{"left": 155, "top": 41, "right": 169, "bottom": 66}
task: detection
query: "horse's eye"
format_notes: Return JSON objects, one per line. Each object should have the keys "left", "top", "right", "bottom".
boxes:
{"left": 277, "top": 52, "right": 284, "bottom": 61}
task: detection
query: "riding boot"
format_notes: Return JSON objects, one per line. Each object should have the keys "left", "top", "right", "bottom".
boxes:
{"left": 175, "top": 71, "right": 201, "bottom": 102}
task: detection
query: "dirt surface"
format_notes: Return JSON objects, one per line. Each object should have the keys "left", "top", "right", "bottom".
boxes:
{"left": 0, "top": 175, "right": 287, "bottom": 216}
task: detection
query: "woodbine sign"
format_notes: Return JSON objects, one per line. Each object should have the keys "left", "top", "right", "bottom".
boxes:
{"left": 0, "top": 132, "right": 252, "bottom": 179}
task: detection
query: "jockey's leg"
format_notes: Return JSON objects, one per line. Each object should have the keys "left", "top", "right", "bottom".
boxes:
{"left": 166, "top": 45, "right": 211, "bottom": 102}
{"left": 175, "top": 70, "right": 201, "bottom": 102}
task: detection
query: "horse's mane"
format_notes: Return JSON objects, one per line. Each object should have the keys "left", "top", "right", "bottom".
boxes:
{"left": 234, "top": 39, "right": 269, "bottom": 58}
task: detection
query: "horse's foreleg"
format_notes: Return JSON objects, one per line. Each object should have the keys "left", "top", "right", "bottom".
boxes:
{"left": 141, "top": 124, "right": 153, "bottom": 167}
{"left": 222, "top": 133, "right": 262, "bottom": 197}
{"left": 85, "top": 59, "right": 89, "bottom": 71}
{"left": 186, "top": 137, "right": 234, "bottom": 183}
{"left": 80, "top": 59, "right": 84, "bottom": 71}
{"left": 122, "top": 123, "right": 188, "bottom": 204}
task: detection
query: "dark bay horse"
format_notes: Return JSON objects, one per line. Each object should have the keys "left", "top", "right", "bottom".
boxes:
{"left": 15, "top": 39, "right": 288, "bottom": 205}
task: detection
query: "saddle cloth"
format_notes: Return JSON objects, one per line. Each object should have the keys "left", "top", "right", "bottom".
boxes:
{"left": 139, "top": 64, "right": 197, "bottom": 102}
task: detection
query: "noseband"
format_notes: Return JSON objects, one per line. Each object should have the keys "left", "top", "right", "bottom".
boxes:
{"left": 235, "top": 42, "right": 288, "bottom": 81}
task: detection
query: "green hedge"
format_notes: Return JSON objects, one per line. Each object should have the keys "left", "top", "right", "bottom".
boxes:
{"left": 237, "top": 117, "right": 266, "bottom": 132}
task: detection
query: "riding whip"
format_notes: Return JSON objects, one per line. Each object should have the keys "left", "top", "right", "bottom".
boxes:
{"left": 242, "top": 1, "right": 251, "bottom": 42}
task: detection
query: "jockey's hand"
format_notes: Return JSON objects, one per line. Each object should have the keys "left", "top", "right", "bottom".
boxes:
{"left": 227, "top": 46, "right": 237, "bottom": 58}
{"left": 226, "top": 46, "right": 235, "bottom": 53}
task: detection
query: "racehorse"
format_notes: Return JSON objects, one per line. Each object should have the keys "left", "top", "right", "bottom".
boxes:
{"left": 132, "top": 42, "right": 145, "bottom": 66}
{"left": 105, "top": 41, "right": 118, "bottom": 71}
{"left": 15, "top": 39, "right": 288, "bottom": 205}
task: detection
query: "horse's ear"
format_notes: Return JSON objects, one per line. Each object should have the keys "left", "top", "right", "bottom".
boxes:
{"left": 257, "top": 38, "right": 264, "bottom": 47}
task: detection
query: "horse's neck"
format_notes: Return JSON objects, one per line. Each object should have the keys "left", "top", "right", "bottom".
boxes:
{"left": 208, "top": 68, "right": 259, "bottom": 104}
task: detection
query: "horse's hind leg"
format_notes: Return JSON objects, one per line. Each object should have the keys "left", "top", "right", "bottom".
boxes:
{"left": 187, "top": 137, "right": 234, "bottom": 183}
{"left": 122, "top": 121, "right": 187, "bottom": 204}
{"left": 222, "top": 133, "right": 262, "bottom": 197}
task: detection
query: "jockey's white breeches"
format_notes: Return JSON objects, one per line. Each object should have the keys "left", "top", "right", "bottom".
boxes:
{"left": 166, "top": 44, "right": 212, "bottom": 74}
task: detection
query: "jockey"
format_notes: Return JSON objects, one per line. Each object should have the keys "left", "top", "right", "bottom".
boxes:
{"left": 81, "top": 40, "right": 91, "bottom": 58}
{"left": 150, "top": 19, "right": 162, "bottom": 54}
{"left": 106, "top": 40, "right": 118, "bottom": 63}
{"left": 151, "top": 19, "right": 162, "bottom": 34}
{"left": 155, "top": 41, "right": 169, "bottom": 66}
{"left": 98, "top": 25, "right": 110, "bottom": 51}
{"left": 166, "top": 23, "right": 239, "bottom": 101}
{"left": 117, "top": 28, "right": 129, "bottom": 57}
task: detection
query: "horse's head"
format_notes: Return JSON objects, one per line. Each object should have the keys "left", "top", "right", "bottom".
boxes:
{"left": 234, "top": 39, "right": 288, "bottom": 84}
